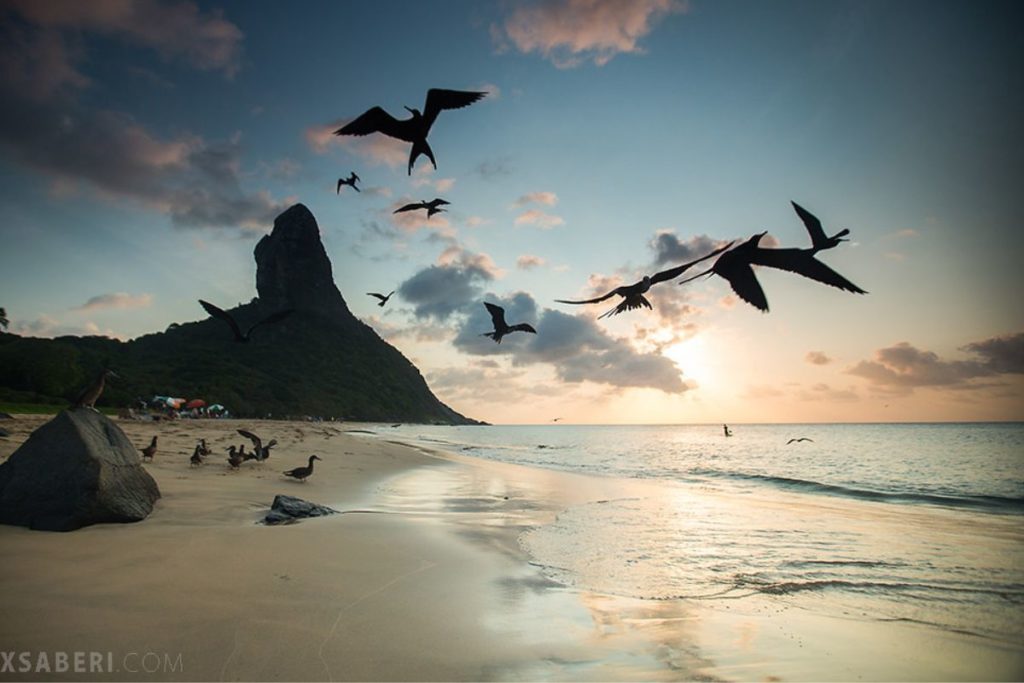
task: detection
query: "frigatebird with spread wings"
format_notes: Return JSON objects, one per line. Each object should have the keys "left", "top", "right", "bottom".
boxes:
{"left": 481, "top": 302, "right": 537, "bottom": 344}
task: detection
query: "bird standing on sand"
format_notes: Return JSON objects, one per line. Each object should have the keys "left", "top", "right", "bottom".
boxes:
{"left": 283, "top": 455, "right": 322, "bottom": 482}
{"left": 226, "top": 446, "right": 244, "bottom": 469}
{"left": 237, "top": 429, "right": 276, "bottom": 461}
{"left": 787, "top": 437, "right": 814, "bottom": 444}
{"left": 334, "top": 88, "right": 487, "bottom": 175}
{"left": 677, "top": 233, "right": 866, "bottom": 312}
{"left": 557, "top": 243, "right": 734, "bottom": 319}
{"left": 72, "top": 368, "right": 118, "bottom": 410}
{"left": 481, "top": 302, "right": 537, "bottom": 344}
{"left": 367, "top": 291, "right": 395, "bottom": 307}
{"left": 198, "top": 300, "right": 294, "bottom": 343}
{"left": 393, "top": 198, "right": 449, "bottom": 219}
{"left": 140, "top": 436, "right": 157, "bottom": 461}
{"left": 791, "top": 201, "right": 850, "bottom": 252}
{"left": 198, "top": 439, "right": 211, "bottom": 457}
{"left": 190, "top": 445, "right": 204, "bottom": 467}
{"left": 337, "top": 171, "right": 360, "bottom": 194}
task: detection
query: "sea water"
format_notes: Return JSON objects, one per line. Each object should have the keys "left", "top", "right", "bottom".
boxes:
{"left": 375, "top": 422, "right": 1024, "bottom": 651}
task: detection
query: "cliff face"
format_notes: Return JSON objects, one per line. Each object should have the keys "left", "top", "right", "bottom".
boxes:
{"left": 0, "top": 205, "right": 476, "bottom": 424}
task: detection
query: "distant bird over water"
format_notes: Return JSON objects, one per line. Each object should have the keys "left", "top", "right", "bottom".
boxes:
{"left": 334, "top": 88, "right": 487, "bottom": 175}
{"left": 72, "top": 368, "right": 118, "bottom": 410}
{"left": 393, "top": 198, "right": 449, "bottom": 219}
{"left": 198, "top": 300, "right": 294, "bottom": 343}
{"left": 481, "top": 302, "right": 537, "bottom": 344}
{"left": 787, "top": 437, "right": 814, "bottom": 444}
{"left": 678, "top": 233, "right": 866, "bottom": 312}
{"left": 283, "top": 455, "right": 322, "bottom": 482}
{"left": 557, "top": 242, "right": 734, "bottom": 319}
{"left": 337, "top": 172, "right": 361, "bottom": 194}
{"left": 792, "top": 201, "right": 850, "bottom": 251}
{"left": 367, "top": 291, "right": 395, "bottom": 307}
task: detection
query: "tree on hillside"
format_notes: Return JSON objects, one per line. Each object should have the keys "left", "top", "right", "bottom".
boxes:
{"left": 0, "top": 307, "right": 7, "bottom": 330}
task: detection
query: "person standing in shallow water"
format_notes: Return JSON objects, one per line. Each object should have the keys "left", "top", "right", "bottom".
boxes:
{"left": 723, "top": 424, "right": 733, "bottom": 437}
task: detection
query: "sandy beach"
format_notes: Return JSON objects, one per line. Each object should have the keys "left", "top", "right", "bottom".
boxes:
{"left": 1, "top": 415, "right": 1021, "bottom": 682}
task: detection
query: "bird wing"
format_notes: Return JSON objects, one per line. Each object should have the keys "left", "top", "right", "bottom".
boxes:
{"left": 393, "top": 202, "right": 422, "bottom": 214}
{"left": 430, "top": 198, "right": 451, "bottom": 207}
{"left": 719, "top": 262, "right": 770, "bottom": 312}
{"left": 246, "top": 308, "right": 296, "bottom": 337}
{"left": 422, "top": 89, "right": 487, "bottom": 130}
{"left": 751, "top": 249, "right": 867, "bottom": 294}
{"left": 510, "top": 323, "right": 537, "bottom": 334}
{"left": 650, "top": 240, "right": 737, "bottom": 284}
{"left": 352, "top": 172, "right": 360, "bottom": 182}
{"left": 237, "top": 429, "right": 262, "bottom": 451}
{"left": 791, "top": 201, "right": 826, "bottom": 247}
{"left": 336, "top": 178, "right": 343, "bottom": 194}
{"left": 367, "top": 292, "right": 386, "bottom": 301}
{"left": 483, "top": 302, "right": 508, "bottom": 329}
{"left": 555, "top": 284, "right": 627, "bottom": 305}
{"left": 334, "top": 107, "right": 405, "bottom": 138}
{"left": 199, "top": 299, "right": 244, "bottom": 341}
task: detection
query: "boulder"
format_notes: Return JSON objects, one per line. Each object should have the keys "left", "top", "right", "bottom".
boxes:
{"left": 263, "top": 494, "right": 337, "bottom": 525}
{"left": 0, "top": 409, "right": 161, "bottom": 531}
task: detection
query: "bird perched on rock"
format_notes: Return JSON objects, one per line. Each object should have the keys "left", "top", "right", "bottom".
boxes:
{"left": 334, "top": 88, "right": 487, "bottom": 175}
{"left": 140, "top": 436, "right": 157, "bottom": 461}
{"left": 557, "top": 242, "right": 734, "bottom": 319}
{"left": 480, "top": 302, "right": 536, "bottom": 344}
{"left": 337, "top": 171, "right": 360, "bottom": 194}
{"left": 283, "top": 455, "right": 322, "bottom": 482}
{"left": 237, "top": 429, "right": 276, "bottom": 461}
{"left": 367, "top": 291, "right": 395, "bottom": 307}
{"left": 72, "top": 368, "right": 118, "bottom": 410}
{"left": 393, "top": 198, "right": 449, "bottom": 219}
{"left": 198, "top": 300, "right": 294, "bottom": 343}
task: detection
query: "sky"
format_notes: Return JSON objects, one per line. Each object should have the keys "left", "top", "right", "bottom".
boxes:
{"left": 0, "top": 0, "right": 1021, "bottom": 424}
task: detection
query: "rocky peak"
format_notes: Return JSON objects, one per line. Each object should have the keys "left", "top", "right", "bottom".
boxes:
{"left": 254, "top": 204, "right": 351, "bottom": 318}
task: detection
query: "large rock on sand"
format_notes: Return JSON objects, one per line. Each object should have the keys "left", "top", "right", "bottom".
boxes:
{"left": 0, "top": 409, "right": 160, "bottom": 531}
{"left": 263, "top": 494, "right": 337, "bottom": 525}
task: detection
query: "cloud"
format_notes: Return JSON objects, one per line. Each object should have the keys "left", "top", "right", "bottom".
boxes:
{"left": 514, "top": 209, "right": 564, "bottom": 229}
{"left": 4, "top": 0, "right": 244, "bottom": 77}
{"left": 805, "top": 351, "right": 832, "bottom": 366}
{"left": 453, "top": 291, "right": 689, "bottom": 393}
{"left": 397, "top": 245, "right": 502, "bottom": 321}
{"left": 797, "top": 383, "right": 859, "bottom": 402}
{"left": 465, "top": 215, "right": 491, "bottom": 228}
{"left": 411, "top": 166, "right": 456, "bottom": 192}
{"left": 513, "top": 191, "right": 558, "bottom": 207}
{"left": 848, "top": 333, "right": 1024, "bottom": 389}
{"left": 517, "top": 254, "right": 547, "bottom": 270}
{"left": 305, "top": 119, "right": 409, "bottom": 168}
{"left": 475, "top": 156, "right": 513, "bottom": 180}
{"left": 73, "top": 292, "right": 153, "bottom": 312}
{"left": 649, "top": 231, "right": 729, "bottom": 267}
{"left": 9, "top": 314, "right": 120, "bottom": 340}
{"left": 493, "top": 0, "right": 686, "bottom": 68}
{"left": 475, "top": 82, "right": 501, "bottom": 100}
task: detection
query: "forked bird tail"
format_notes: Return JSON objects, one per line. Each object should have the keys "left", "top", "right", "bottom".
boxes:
{"left": 677, "top": 267, "right": 714, "bottom": 286}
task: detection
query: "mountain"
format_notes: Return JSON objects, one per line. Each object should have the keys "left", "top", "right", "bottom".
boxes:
{"left": 0, "top": 204, "right": 477, "bottom": 424}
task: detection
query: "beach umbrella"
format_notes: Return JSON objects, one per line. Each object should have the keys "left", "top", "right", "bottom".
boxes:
{"left": 208, "top": 404, "right": 225, "bottom": 412}
{"left": 185, "top": 399, "right": 206, "bottom": 409}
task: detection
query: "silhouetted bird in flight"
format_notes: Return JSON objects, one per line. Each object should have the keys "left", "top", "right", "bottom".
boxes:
{"left": 334, "top": 88, "right": 487, "bottom": 175}
{"left": 677, "top": 233, "right": 866, "bottom": 312}
{"left": 792, "top": 201, "right": 849, "bottom": 251}
{"left": 367, "top": 291, "right": 395, "bottom": 307}
{"left": 72, "top": 368, "right": 118, "bottom": 410}
{"left": 140, "top": 436, "right": 157, "bottom": 461}
{"left": 394, "top": 198, "right": 449, "bottom": 219}
{"left": 237, "top": 429, "right": 276, "bottom": 461}
{"left": 337, "top": 171, "right": 360, "bottom": 193}
{"left": 787, "top": 437, "right": 814, "bottom": 444}
{"left": 283, "top": 455, "right": 322, "bottom": 482}
{"left": 557, "top": 242, "right": 734, "bottom": 319}
{"left": 198, "top": 300, "right": 294, "bottom": 342}
{"left": 481, "top": 302, "right": 537, "bottom": 343}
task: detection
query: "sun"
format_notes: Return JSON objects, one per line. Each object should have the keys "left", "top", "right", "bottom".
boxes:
{"left": 662, "top": 335, "right": 715, "bottom": 389}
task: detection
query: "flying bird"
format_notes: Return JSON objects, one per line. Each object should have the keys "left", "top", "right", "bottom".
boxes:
{"left": 140, "top": 436, "right": 157, "bottom": 461}
{"left": 556, "top": 242, "right": 735, "bottom": 319}
{"left": 337, "top": 171, "right": 361, "bottom": 193}
{"left": 237, "top": 429, "right": 276, "bottom": 461}
{"left": 198, "top": 300, "right": 294, "bottom": 343}
{"left": 480, "top": 302, "right": 537, "bottom": 344}
{"left": 393, "top": 198, "right": 449, "bottom": 219}
{"left": 677, "top": 233, "right": 866, "bottom": 312}
{"left": 792, "top": 201, "right": 849, "bottom": 251}
{"left": 283, "top": 455, "right": 322, "bottom": 482}
{"left": 367, "top": 291, "right": 395, "bottom": 307}
{"left": 334, "top": 88, "right": 487, "bottom": 175}
{"left": 72, "top": 368, "right": 118, "bottom": 410}
{"left": 787, "top": 437, "right": 814, "bottom": 444}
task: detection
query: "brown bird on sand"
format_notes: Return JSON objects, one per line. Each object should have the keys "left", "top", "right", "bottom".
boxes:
{"left": 72, "top": 368, "right": 118, "bottom": 410}
{"left": 226, "top": 446, "right": 244, "bottom": 469}
{"left": 334, "top": 88, "right": 487, "bottom": 175}
{"left": 140, "top": 436, "right": 157, "bottom": 461}
{"left": 237, "top": 429, "right": 276, "bottom": 461}
{"left": 190, "top": 444, "right": 204, "bottom": 467}
{"left": 283, "top": 455, "right": 322, "bottom": 482}
{"left": 557, "top": 242, "right": 735, "bottom": 319}
{"left": 198, "top": 439, "right": 211, "bottom": 457}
